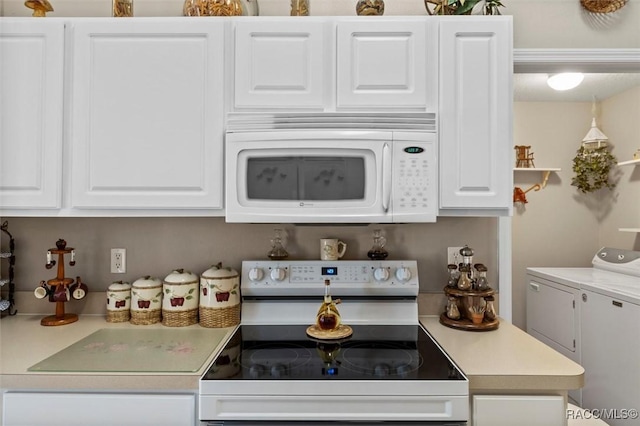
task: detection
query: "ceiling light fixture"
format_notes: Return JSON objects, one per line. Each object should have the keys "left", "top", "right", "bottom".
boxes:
{"left": 547, "top": 73, "right": 585, "bottom": 91}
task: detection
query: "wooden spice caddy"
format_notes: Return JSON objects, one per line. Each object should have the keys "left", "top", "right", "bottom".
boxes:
{"left": 439, "top": 286, "right": 499, "bottom": 331}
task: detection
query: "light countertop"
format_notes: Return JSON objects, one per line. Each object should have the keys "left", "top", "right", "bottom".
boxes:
{"left": 1, "top": 314, "right": 583, "bottom": 393}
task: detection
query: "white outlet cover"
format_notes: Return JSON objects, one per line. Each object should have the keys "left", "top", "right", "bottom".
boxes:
{"left": 110, "top": 248, "right": 126, "bottom": 273}
{"left": 447, "top": 247, "right": 463, "bottom": 265}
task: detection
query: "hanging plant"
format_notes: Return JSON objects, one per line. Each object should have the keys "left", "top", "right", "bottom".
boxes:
{"left": 424, "top": 0, "right": 504, "bottom": 15}
{"left": 571, "top": 145, "right": 617, "bottom": 193}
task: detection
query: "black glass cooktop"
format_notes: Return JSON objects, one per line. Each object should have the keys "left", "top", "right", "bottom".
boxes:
{"left": 203, "top": 324, "right": 465, "bottom": 381}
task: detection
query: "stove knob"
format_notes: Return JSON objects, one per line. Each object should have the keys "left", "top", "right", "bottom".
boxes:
{"left": 249, "top": 364, "right": 265, "bottom": 379}
{"left": 373, "top": 267, "right": 390, "bottom": 282}
{"left": 270, "top": 364, "right": 287, "bottom": 378}
{"left": 374, "top": 364, "right": 391, "bottom": 377}
{"left": 395, "top": 267, "right": 412, "bottom": 282}
{"left": 270, "top": 268, "right": 286, "bottom": 282}
{"left": 248, "top": 267, "right": 264, "bottom": 282}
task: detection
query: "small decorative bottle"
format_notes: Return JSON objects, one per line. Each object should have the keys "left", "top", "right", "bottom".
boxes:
{"left": 457, "top": 265, "right": 472, "bottom": 291}
{"left": 290, "top": 0, "right": 309, "bottom": 15}
{"left": 446, "top": 296, "right": 460, "bottom": 320}
{"left": 475, "top": 264, "right": 489, "bottom": 291}
{"left": 268, "top": 229, "right": 289, "bottom": 260}
{"left": 316, "top": 279, "right": 341, "bottom": 331}
{"left": 447, "top": 264, "right": 459, "bottom": 288}
{"left": 367, "top": 229, "right": 388, "bottom": 260}
{"left": 484, "top": 296, "right": 497, "bottom": 321}
{"left": 113, "top": 0, "right": 133, "bottom": 17}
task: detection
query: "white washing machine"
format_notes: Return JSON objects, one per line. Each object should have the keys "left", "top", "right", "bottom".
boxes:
{"left": 526, "top": 247, "right": 640, "bottom": 426}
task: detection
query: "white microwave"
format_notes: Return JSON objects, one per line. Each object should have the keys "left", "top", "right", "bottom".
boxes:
{"left": 225, "top": 129, "right": 437, "bottom": 223}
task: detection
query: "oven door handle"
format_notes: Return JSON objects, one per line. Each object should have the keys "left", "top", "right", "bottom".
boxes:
{"left": 382, "top": 143, "right": 391, "bottom": 212}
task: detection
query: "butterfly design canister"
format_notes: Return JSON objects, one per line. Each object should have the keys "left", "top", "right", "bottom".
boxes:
{"left": 199, "top": 262, "right": 240, "bottom": 328}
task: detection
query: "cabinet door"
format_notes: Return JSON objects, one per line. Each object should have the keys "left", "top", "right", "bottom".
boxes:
{"left": 336, "top": 19, "right": 435, "bottom": 111}
{"left": 581, "top": 290, "right": 640, "bottom": 424}
{"left": 473, "top": 395, "right": 565, "bottom": 426}
{"left": 234, "top": 19, "right": 327, "bottom": 109}
{"left": 439, "top": 17, "right": 512, "bottom": 211}
{"left": 0, "top": 20, "right": 64, "bottom": 209}
{"left": 69, "top": 19, "right": 224, "bottom": 209}
{"left": 3, "top": 391, "right": 196, "bottom": 426}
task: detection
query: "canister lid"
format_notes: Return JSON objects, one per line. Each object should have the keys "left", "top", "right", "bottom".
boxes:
{"left": 108, "top": 280, "right": 131, "bottom": 291}
{"left": 132, "top": 275, "right": 162, "bottom": 288}
{"left": 201, "top": 262, "right": 239, "bottom": 279}
{"left": 164, "top": 268, "right": 198, "bottom": 284}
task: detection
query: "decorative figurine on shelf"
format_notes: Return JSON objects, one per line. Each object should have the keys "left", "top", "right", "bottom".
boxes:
{"left": 36, "top": 239, "right": 88, "bottom": 326}
{"left": 367, "top": 229, "right": 388, "bottom": 260}
{"left": 515, "top": 145, "right": 535, "bottom": 168}
{"left": 356, "top": 0, "right": 384, "bottom": 15}
{"left": 290, "top": 0, "right": 309, "bottom": 15}
{"left": 24, "top": 0, "right": 53, "bottom": 16}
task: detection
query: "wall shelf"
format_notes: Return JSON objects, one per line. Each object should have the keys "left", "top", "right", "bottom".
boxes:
{"left": 619, "top": 228, "right": 640, "bottom": 233}
{"left": 617, "top": 159, "right": 640, "bottom": 167}
{"left": 513, "top": 168, "right": 562, "bottom": 172}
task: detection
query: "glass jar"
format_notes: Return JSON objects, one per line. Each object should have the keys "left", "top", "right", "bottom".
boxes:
{"left": 447, "top": 264, "right": 459, "bottom": 288}
{"left": 446, "top": 296, "right": 460, "bottom": 320}
{"left": 268, "top": 229, "right": 289, "bottom": 260}
{"left": 475, "top": 263, "right": 489, "bottom": 290}
{"left": 484, "top": 296, "right": 497, "bottom": 321}
{"left": 367, "top": 229, "right": 388, "bottom": 260}
{"left": 290, "top": 0, "right": 309, "bottom": 15}
{"left": 183, "top": 0, "right": 258, "bottom": 16}
{"left": 457, "top": 265, "right": 471, "bottom": 291}
{"left": 316, "top": 279, "right": 341, "bottom": 331}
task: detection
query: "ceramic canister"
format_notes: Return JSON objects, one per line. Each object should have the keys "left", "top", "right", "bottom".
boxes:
{"left": 162, "top": 269, "right": 199, "bottom": 327}
{"left": 106, "top": 281, "right": 131, "bottom": 323}
{"left": 130, "top": 275, "right": 163, "bottom": 325}
{"left": 200, "top": 263, "right": 240, "bottom": 308}
{"left": 107, "top": 281, "right": 131, "bottom": 311}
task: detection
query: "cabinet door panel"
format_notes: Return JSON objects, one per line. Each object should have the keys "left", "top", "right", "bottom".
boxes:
{"left": 234, "top": 20, "right": 327, "bottom": 109}
{"left": 336, "top": 20, "right": 434, "bottom": 110}
{"left": 69, "top": 20, "right": 223, "bottom": 209}
{"left": 439, "top": 17, "right": 512, "bottom": 210}
{"left": 0, "top": 20, "right": 64, "bottom": 209}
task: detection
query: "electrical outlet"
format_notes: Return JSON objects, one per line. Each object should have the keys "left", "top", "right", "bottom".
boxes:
{"left": 111, "top": 248, "right": 126, "bottom": 273}
{"left": 447, "top": 247, "right": 463, "bottom": 265}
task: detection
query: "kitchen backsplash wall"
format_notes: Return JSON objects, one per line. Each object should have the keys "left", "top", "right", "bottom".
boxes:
{"left": 0, "top": 216, "right": 498, "bottom": 297}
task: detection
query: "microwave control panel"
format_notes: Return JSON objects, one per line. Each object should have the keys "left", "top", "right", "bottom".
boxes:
{"left": 392, "top": 136, "right": 437, "bottom": 222}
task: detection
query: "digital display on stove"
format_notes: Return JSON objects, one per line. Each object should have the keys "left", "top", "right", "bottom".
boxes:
{"left": 321, "top": 267, "right": 337, "bottom": 276}
{"left": 203, "top": 325, "right": 466, "bottom": 382}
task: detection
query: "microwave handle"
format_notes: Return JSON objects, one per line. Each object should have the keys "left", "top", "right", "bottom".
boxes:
{"left": 382, "top": 143, "right": 391, "bottom": 212}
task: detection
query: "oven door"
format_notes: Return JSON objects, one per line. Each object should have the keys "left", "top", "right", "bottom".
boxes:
{"left": 225, "top": 130, "right": 391, "bottom": 223}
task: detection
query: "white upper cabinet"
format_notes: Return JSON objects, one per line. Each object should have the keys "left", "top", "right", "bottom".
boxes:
{"left": 232, "top": 17, "right": 436, "bottom": 112}
{"left": 0, "top": 19, "right": 64, "bottom": 209}
{"left": 336, "top": 19, "right": 436, "bottom": 111}
{"left": 68, "top": 19, "right": 224, "bottom": 210}
{"left": 438, "top": 17, "right": 513, "bottom": 212}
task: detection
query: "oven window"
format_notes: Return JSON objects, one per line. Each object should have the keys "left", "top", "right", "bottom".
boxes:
{"left": 246, "top": 157, "right": 365, "bottom": 201}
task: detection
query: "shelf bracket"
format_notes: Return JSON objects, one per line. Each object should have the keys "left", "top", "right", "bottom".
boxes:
{"left": 513, "top": 171, "right": 552, "bottom": 204}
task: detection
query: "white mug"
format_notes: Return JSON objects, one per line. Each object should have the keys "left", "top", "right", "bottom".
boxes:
{"left": 320, "top": 238, "right": 347, "bottom": 261}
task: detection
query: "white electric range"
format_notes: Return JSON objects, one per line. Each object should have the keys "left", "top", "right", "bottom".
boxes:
{"left": 526, "top": 247, "right": 640, "bottom": 420}
{"left": 199, "top": 260, "right": 469, "bottom": 425}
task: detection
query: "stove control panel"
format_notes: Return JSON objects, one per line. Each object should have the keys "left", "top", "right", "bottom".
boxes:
{"left": 241, "top": 260, "right": 419, "bottom": 297}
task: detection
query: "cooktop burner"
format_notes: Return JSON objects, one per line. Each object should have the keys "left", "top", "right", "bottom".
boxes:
{"left": 202, "top": 324, "right": 465, "bottom": 382}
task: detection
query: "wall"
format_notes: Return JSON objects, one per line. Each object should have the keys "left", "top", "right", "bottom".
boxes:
{"left": 512, "top": 85, "right": 640, "bottom": 329}
{"left": 2, "top": 0, "right": 639, "bottom": 49}
{"left": 0, "top": 216, "right": 498, "bottom": 313}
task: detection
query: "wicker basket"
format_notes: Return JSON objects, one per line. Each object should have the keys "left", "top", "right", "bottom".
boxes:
{"left": 162, "top": 308, "right": 198, "bottom": 327}
{"left": 106, "top": 309, "right": 130, "bottom": 323}
{"left": 199, "top": 304, "right": 241, "bottom": 328}
{"left": 580, "top": 0, "right": 626, "bottom": 13}
{"left": 130, "top": 309, "right": 161, "bottom": 325}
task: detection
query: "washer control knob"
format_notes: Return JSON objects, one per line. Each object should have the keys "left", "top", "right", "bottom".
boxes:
{"left": 248, "top": 267, "right": 264, "bottom": 282}
{"left": 395, "top": 267, "right": 412, "bottom": 282}
{"left": 373, "top": 267, "right": 390, "bottom": 282}
{"left": 270, "top": 268, "right": 286, "bottom": 282}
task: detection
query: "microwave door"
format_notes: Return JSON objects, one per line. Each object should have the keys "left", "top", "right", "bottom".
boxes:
{"left": 246, "top": 158, "right": 298, "bottom": 200}
{"left": 300, "top": 157, "right": 365, "bottom": 201}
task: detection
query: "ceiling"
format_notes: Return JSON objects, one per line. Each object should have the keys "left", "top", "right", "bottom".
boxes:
{"left": 514, "top": 73, "right": 640, "bottom": 102}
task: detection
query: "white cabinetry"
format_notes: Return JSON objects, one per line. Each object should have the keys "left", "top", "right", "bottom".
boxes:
{"left": 581, "top": 289, "right": 640, "bottom": 425}
{"left": 0, "top": 19, "right": 64, "bottom": 209}
{"left": 3, "top": 391, "right": 196, "bottom": 426}
{"left": 68, "top": 19, "right": 224, "bottom": 210}
{"left": 473, "top": 395, "right": 565, "bottom": 426}
{"left": 439, "top": 17, "right": 512, "bottom": 213}
{"left": 233, "top": 18, "right": 436, "bottom": 112}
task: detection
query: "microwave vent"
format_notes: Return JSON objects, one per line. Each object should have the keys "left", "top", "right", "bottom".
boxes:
{"left": 226, "top": 112, "right": 437, "bottom": 132}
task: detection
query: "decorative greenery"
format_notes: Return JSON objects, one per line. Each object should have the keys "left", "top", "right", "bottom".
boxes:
{"left": 424, "top": 0, "right": 505, "bottom": 15}
{"left": 571, "top": 146, "right": 617, "bottom": 193}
